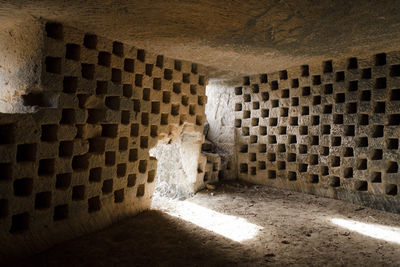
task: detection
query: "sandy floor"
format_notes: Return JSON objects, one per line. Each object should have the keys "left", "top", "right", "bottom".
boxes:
{"left": 19, "top": 181, "right": 400, "bottom": 266}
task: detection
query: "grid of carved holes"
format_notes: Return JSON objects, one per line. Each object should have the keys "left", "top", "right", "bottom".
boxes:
{"left": 0, "top": 22, "right": 205, "bottom": 235}
{"left": 160, "top": 58, "right": 206, "bottom": 127}
{"left": 45, "top": 22, "right": 155, "bottom": 226}
{"left": 235, "top": 53, "right": 400, "bottom": 197}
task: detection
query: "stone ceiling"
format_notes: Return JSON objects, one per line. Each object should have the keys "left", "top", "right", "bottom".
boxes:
{"left": 1, "top": 0, "right": 400, "bottom": 78}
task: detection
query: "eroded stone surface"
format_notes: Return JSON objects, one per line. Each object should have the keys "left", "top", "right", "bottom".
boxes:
{"left": 204, "top": 80, "right": 237, "bottom": 179}
{"left": 150, "top": 131, "right": 204, "bottom": 200}
{"left": 0, "top": 21, "right": 207, "bottom": 262}
{"left": 0, "top": 1, "right": 400, "bottom": 77}
{"left": 0, "top": 18, "right": 43, "bottom": 113}
{"left": 233, "top": 52, "right": 400, "bottom": 213}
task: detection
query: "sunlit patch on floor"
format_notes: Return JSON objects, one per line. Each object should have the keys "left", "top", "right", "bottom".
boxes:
{"left": 162, "top": 200, "right": 263, "bottom": 242}
{"left": 331, "top": 218, "right": 400, "bottom": 245}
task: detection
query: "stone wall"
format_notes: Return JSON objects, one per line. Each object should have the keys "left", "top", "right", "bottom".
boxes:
{"left": 234, "top": 52, "right": 400, "bottom": 213}
{"left": 150, "top": 131, "right": 204, "bottom": 200}
{"left": 0, "top": 18, "right": 44, "bottom": 113}
{"left": 0, "top": 21, "right": 207, "bottom": 261}
{"left": 204, "top": 80, "right": 237, "bottom": 180}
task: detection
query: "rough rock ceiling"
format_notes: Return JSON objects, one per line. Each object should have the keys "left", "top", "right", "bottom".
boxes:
{"left": 1, "top": 0, "right": 400, "bottom": 78}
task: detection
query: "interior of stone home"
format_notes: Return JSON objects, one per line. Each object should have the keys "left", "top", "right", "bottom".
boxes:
{"left": 1, "top": 1, "right": 400, "bottom": 265}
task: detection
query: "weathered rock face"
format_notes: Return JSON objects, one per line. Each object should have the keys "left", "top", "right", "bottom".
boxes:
{"left": 2, "top": 1, "right": 400, "bottom": 263}
{"left": 233, "top": 52, "right": 400, "bottom": 213}
{"left": 1, "top": 1, "right": 400, "bottom": 78}
{"left": 0, "top": 18, "right": 43, "bottom": 113}
{"left": 205, "top": 81, "right": 236, "bottom": 153}
{"left": 0, "top": 21, "right": 207, "bottom": 262}
{"left": 150, "top": 131, "right": 204, "bottom": 200}
{"left": 204, "top": 80, "right": 237, "bottom": 179}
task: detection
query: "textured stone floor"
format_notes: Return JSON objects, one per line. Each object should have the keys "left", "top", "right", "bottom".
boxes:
{"left": 17, "top": 181, "right": 400, "bottom": 266}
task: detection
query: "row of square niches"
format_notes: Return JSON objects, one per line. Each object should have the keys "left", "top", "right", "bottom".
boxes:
{"left": 238, "top": 100, "right": 400, "bottom": 120}
{"left": 45, "top": 22, "right": 201, "bottom": 75}
{"left": 48, "top": 101, "right": 203, "bottom": 126}
{"left": 62, "top": 85, "right": 205, "bottom": 114}
{"left": 235, "top": 86, "right": 400, "bottom": 105}
{"left": 6, "top": 130, "right": 160, "bottom": 165}
{"left": 0, "top": 113, "right": 203, "bottom": 148}
{"left": 235, "top": 117, "right": 398, "bottom": 135}
{"left": 63, "top": 76, "right": 201, "bottom": 97}
{"left": 2, "top": 163, "right": 153, "bottom": 196}
{"left": 239, "top": 140, "right": 399, "bottom": 160}
{"left": 237, "top": 115, "right": 399, "bottom": 132}
{"left": 240, "top": 144, "right": 399, "bottom": 169}
{"left": 46, "top": 56, "right": 205, "bottom": 86}
{"left": 239, "top": 53, "right": 400, "bottom": 86}
{"left": 6, "top": 105, "right": 203, "bottom": 134}
{"left": 53, "top": 99, "right": 202, "bottom": 124}
{"left": 238, "top": 161, "right": 398, "bottom": 195}
{"left": 239, "top": 126, "right": 400, "bottom": 149}
{"left": 45, "top": 23, "right": 205, "bottom": 87}
{"left": 3, "top": 181, "right": 148, "bottom": 234}
{"left": 0, "top": 147, "right": 151, "bottom": 177}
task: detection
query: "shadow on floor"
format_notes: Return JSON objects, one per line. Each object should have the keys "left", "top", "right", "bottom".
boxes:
{"left": 14, "top": 182, "right": 400, "bottom": 266}
{"left": 18, "top": 210, "right": 260, "bottom": 267}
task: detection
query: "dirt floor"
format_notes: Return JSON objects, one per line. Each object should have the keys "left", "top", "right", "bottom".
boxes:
{"left": 17, "top": 181, "right": 400, "bottom": 266}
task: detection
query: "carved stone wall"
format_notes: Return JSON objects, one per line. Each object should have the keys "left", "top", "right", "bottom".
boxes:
{"left": 0, "top": 22, "right": 207, "bottom": 261}
{"left": 234, "top": 52, "right": 400, "bottom": 213}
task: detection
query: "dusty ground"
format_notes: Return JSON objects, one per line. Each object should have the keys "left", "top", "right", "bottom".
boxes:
{"left": 17, "top": 181, "right": 400, "bottom": 266}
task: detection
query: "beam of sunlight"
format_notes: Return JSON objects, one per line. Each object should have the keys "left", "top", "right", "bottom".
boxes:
{"left": 331, "top": 218, "right": 400, "bottom": 244}
{"left": 164, "top": 201, "right": 262, "bottom": 242}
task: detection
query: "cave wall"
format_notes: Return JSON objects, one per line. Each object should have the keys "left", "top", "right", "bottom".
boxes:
{"left": 150, "top": 131, "right": 204, "bottom": 200}
{"left": 234, "top": 51, "right": 400, "bottom": 213}
{"left": 0, "top": 18, "right": 44, "bottom": 113}
{"left": 204, "top": 80, "right": 237, "bottom": 179}
{"left": 0, "top": 21, "right": 207, "bottom": 261}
